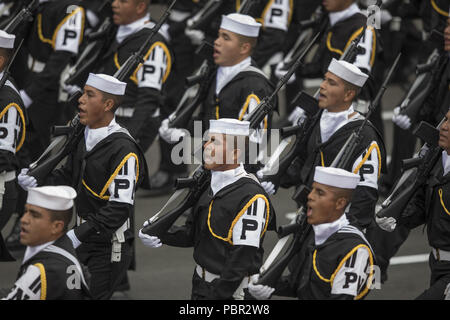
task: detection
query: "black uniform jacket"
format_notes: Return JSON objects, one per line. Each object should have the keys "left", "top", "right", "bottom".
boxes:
{"left": 282, "top": 115, "right": 386, "bottom": 229}
{"left": 161, "top": 175, "right": 276, "bottom": 299}
{"left": 402, "top": 154, "right": 450, "bottom": 251}
{"left": 45, "top": 129, "right": 148, "bottom": 244}
{"left": 3, "top": 235, "right": 90, "bottom": 300}
{"left": 201, "top": 62, "right": 274, "bottom": 130}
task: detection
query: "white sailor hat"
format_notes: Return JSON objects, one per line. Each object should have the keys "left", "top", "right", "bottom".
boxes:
{"left": 0, "top": 30, "right": 15, "bottom": 49}
{"left": 220, "top": 13, "right": 261, "bottom": 38}
{"left": 27, "top": 186, "right": 77, "bottom": 211}
{"left": 313, "top": 166, "right": 360, "bottom": 190}
{"left": 327, "top": 58, "right": 369, "bottom": 87}
{"left": 209, "top": 118, "right": 250, "bottom": 136}
{"left": 85, "top": 73, "right": 126, "bottom": 96}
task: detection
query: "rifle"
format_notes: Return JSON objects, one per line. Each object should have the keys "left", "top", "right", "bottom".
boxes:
{"left": 168, "top": 0, "right": 260, "bottom": 128}
{"left": 142, "top": 27, "right": 320, "bottom": 238}
{"left": 281, "top": 6, "right": 328, "bottom": 71}
{"left": 257, "top": 53, "right": 401, "bottom": 287}
{"left": 247, "top": 31, "right": 322, "bottom": 129}
{"left": 0, "top": 38, "right": 23, "bottom": 90}
{"left": 397, "top": 31, "right": 447, "bottom": 126}
{"left": 27, "top": 0, "right": 177, "bottom": 184}
{"left": 3, "top": 0, "right": 39, "bottom": 34}
{"left": 167, "top": 42, "right": 215, "bottom": 129}
{"left": 376, "top": 120, "right": 442, "bottom": 221}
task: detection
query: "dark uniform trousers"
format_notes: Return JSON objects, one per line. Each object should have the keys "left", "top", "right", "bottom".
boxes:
{"left": 400, "top": 156, "right": 450, "bottom": 299}
{"left": 45, "top": 130, "right": 147, "bottom": 300}
{"left": 161, "top": 177, "right": 276, "bottom": 300}
{"left": 76, "top": 240, "right": 133, "bottom": 300}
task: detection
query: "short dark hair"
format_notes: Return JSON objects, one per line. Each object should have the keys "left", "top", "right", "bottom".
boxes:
{"left": 49, "top": 208, "right": 73, "bottom": 232}
{"left": 236, "top": 34, "right": 258, "bottom": 55}
{"left": 101, "top": 91, "right": 123, "bottom": 112}
{"left": 342, "top": 79, "right": 361, "bottom": 101}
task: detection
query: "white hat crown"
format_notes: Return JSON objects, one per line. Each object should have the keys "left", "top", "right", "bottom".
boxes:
{"left": 220, "top": 13, "right": 261, "bottom": 37}
{"left": 327, "top": 58, "right": 368, "bottom": 87}
{"left": 0, "top": 30, "right": 15, "bottom": 49}
{"left": 209, "top": 118, "right": 250, "bottom": 136}
{"left": 86, "top": 73, "right": 127, "bottom": 96}
{"left": 313, "top": 166, "right": 360, "bottom": 189}
{"left": 27, "top": 186, "right": 77, "bottom": 211}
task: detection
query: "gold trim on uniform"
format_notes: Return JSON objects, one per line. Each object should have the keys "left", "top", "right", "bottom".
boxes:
{"left": 312, "top": 243, "right": 374, "bottom": 300}
{"left": 82, "top": 152, "right": 140, "bottom": 200}
{"left": 37, "top": 7, "right": 85, "bottom": 48}
{"left": 207, "top": 194, "right": 270, "bottom": 245}
{"left": 438, "top": 188, "right": 450, "bottom": 215}
{"left": 0, "top": 102, "right": 26, "bottom": 152}
{"left": 431, "top": 0, "right": 449, "bottom": 17}
{"left": 33, "top": 263, "right": 47, "bottom": 300}
{"left": 114, "top": 41, "right": 172, "bottom": 85}
{"left": 353, "top": 142, "right": 381, "bottom": 178}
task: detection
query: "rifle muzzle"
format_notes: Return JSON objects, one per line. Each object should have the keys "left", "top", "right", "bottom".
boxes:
{"left": 51, "top": 126, "right": 73, "bottom": 137}
{"left": 277, "top": 222, "right": 302, "bottom": 238}
{"left": 280, "top": 125, "right": 303, "bottom": 139}
{"left": 416, "top": 61, "right": 436, "bottom": 75}
{"left": 185, "top": 73, "right": 205, "bottom": 87}
{"left": 401, "top": 157, "right": 423, "bottom": 171}
{"left": 175, "top": 177, "right": 196, "bottom": 190}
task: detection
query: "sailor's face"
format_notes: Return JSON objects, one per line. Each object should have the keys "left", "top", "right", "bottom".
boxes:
{"left": 322, "top": 0, "right": 354, "bottom": 12}
{"left": 111, "top": 0, "right": 144, "bottom": 26}
{"left": 444, "top": 18, "right": 450, "bottom": 52}
{"left": 213, "top": 29, "right": 244, "bottom": 66}
{"left": 306, "top": 182, "right": 341, "bottom": 225}
{"left": 318, "top": 72, "right": 348, "bottom": 111}
{"left": 203, "top": 133, "right": 227, "bottom": 171}
{"left": 20, "top": 204, "right": 58, "bottom": 247}
{"left": 439, "top": 110, "right": 450, "bottom": 153}
{"left": 78, "top": 85, "right": 109, "bottom": 129}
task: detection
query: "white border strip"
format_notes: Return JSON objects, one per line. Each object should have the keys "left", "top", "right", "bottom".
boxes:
{"left": 389, "top": 253, "right": 429, "bottom": 265}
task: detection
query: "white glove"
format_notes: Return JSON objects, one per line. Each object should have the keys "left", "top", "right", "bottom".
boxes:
{"left": 158, "top": 118, "right": 186, "bottom": 144}
{"left": 287, "top": 106, "right": 306, "bottom": 125}
{"left": 185, "top": 28, "right": 205, "bottom": 46}
{"left": 66, "top": 229, "right": 82, "bottom": 249}
{"left": 392, "top": 107, "right": 411, "bottom": 130}
{"left": 444, "top": 283, "right": 450, "bottom": 300}
{"left": 274, "top": 62, "right": 295, "bottom": 84}
{"left": 19, "top": 90, "right": 33, "bottom": 109}
{"left": 63, "top": 83, "right": 81, "bottom": 96}
{"left": 17, "top": 168, "right": 37, "bottom": 191}
{"left": 261, "top": 181, "right": 275, "bottom": 196}
{"left": 247, "top": 275, "right": 275, "bottom": 300}
{"left": 138, "top": 227, "right": 162, "bottom": 248}
{"left": 375, "top": 216, "right": 397, "bottom": 232}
